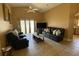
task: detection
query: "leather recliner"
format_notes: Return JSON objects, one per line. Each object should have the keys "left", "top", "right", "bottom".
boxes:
{"left": 5, "top": 32, "right": 29, "bottom": 50}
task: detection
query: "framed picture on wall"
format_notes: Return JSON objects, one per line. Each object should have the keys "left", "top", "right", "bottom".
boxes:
{"left": 2, "top": 4, "right": 11, "bottom": 23}
{"left": 8, "top": 9, "right": 11, "bottom": 23}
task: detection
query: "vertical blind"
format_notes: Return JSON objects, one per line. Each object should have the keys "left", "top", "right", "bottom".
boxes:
{"left": 20, "top": 19, "right": 35, "bottom": 34}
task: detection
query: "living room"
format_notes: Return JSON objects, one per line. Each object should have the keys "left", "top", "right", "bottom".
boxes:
{"left": 0, "top": 3, "right": 79, "bottom": 56}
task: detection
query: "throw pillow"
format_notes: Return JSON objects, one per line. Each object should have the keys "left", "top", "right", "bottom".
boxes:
{"left": 12, "top": 29, "right": 18, "bottom": 36}
{"left": 55, "top": 30, "right": 61, "bottom": 36}
{"left": 44, "top": 28, "right": 49, "bottom": 32}
{"left": 53, "top": 30, "right": 57, "bottom": 35}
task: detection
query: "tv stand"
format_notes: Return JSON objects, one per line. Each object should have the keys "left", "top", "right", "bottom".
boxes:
{"left": 37, "top": 28, "right": 44, "bottom": 35}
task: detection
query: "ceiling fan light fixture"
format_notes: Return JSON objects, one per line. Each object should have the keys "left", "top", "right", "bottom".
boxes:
{"left": 33, "top": 9, "right": 38, "bottom": 11}
{"left": 29, "top": 6, "right": 32, "bottom": 9}
{"left": 27, "top": 10, "right": 35, "bottom": 13}
{"left": 26, "top": 5, "right": 39, "bottom": 13}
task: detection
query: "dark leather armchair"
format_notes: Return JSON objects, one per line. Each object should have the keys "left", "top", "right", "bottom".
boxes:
{"left": 18, "top": 32, "right": 26, "bottom": 38}
{"left": 5, "top": 32, "right": 29, "bottom": 50}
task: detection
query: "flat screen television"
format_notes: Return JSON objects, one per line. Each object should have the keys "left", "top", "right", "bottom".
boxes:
{"left": 37, "top": 23, "right": 47, "bottom": 28}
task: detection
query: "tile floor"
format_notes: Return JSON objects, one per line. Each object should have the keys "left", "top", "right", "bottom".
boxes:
{"left": 12, "top": 34, "right": 79, "bottom": 56}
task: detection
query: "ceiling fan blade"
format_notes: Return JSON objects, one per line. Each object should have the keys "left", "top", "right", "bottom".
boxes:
{"left": 26, "top": 5, "right": 39, "bottom": 13}
{"left": 27, "top": 10, "right": 34, "bottom": 13}
{"left": 27, "top": 10, "right": 31, "bottom": 13}
{"left": 33, "top": 9, "right": 39, "bottom": 11}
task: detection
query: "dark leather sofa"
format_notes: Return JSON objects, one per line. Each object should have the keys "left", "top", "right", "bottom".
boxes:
{"left": 43, "top": 27, "right": 65, "bottom": 42}
{"left": 5, "top": 32, "right": 29, "bottom": 50}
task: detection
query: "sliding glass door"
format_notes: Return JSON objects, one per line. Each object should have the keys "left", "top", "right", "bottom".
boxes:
{"left": 30, "top": 20, "right": 34, "bottom": 34}
{"left": 20, "top": 19, "right": 35, "bottom": 34}
{"left": 25, "top": 20, "right": 30, "bottom": 34}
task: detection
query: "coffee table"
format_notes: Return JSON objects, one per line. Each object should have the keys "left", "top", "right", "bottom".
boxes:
{"left": 33, "top": 33, "right": 44, "bottom": 42}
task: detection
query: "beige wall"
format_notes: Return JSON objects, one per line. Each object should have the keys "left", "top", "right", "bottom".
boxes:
{"left": 0, "top": 4, "right": 4, "bottom": 55}
{"left": 1, "top": 4, "right": 11, "bottom": 48}
{"left": 44, "top": 4, "right": 70, "bottom": 28}
{"left": 11, "top": 7, "right": 44, "bottom": 28}
{"left": 44, "top": 4, "right": 71, "bottom": 40}
{"left": 44, "top": 3, "right": 79, "bottom": 41}
{"left": 0, "top": 4, "right": 11, "bottom": 55}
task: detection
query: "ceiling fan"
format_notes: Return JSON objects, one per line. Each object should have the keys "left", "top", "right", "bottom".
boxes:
{"left": 26, "top": 6, "right": 39, "bottom": 13}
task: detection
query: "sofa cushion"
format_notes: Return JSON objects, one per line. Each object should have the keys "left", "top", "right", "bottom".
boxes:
{"left": 52, "top": 30, "right": 57, "bottom": 35}
{"left": 55, "top": 30, "right": 61, "bottom": 36}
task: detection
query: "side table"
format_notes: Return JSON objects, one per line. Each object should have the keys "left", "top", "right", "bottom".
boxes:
{"left": 1, "top": 46, "right": 12, "bottom": 56}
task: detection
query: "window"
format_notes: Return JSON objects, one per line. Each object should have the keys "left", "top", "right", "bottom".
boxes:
{"left": 26, "top": 20, "right": 30, "bottom": 34}
{"left": 78, "top": 19, "right": 79, "bottom": 26}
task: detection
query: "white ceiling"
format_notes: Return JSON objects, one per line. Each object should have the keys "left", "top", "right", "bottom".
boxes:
{"left": 8, "top": 3, "right": 61, "bottom": 12}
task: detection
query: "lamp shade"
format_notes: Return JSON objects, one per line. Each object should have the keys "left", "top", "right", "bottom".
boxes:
{"left": 0, "top": 20, "right": 12, "bottom": 33}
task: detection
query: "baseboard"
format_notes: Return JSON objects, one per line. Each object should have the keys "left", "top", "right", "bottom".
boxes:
{"left": 63, "top": 38, "right": 72, "bottom": 42}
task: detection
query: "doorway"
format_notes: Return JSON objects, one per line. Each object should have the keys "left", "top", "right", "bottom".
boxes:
{"left": 20, "top": 19, "right": 35, "bottom": 34}
{"left": 73, "top": 16, "right": 79, "bottom": 41}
